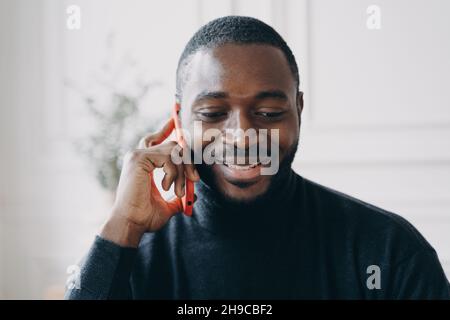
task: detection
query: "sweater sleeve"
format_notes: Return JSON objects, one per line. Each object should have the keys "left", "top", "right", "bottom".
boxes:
{"left": 64, "top": 235, "right": 138, "bottom": 300}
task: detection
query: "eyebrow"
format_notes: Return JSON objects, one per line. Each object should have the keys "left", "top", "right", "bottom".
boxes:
{"left": 193, "top": 89, "right": 288, "bottom": 103}
{"left": 254, "top": 90, "right": 288, "bottom": 100}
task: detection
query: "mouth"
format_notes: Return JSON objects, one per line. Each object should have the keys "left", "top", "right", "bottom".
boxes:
{"left": 223, "top": 161, "right": 261, "bottom": 170}
{"left": 218, "top": 160, "right": 263, "bottom": 183}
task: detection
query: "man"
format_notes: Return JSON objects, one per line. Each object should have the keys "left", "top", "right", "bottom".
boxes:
{"left": 66, "top": 16, "right": 450, "bottom": 299}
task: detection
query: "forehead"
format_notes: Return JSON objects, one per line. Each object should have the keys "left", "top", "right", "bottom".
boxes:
{"left": 182, "top": 43, "right": 296, "bottom": 104}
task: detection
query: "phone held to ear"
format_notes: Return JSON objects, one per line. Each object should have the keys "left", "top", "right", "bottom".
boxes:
{"left": 172, "top": 103, "right": 195, "bottom": 216}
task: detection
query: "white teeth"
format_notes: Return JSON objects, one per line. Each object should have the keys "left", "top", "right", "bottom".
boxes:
{"left": 223, "top": 162, "right": 261, "bottom": 170}
{"left": 228, "top": 164, "right": 250, "bottom": 170}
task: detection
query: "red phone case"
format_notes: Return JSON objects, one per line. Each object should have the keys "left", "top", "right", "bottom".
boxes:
{"left": 172, "top": 103, "right": 195, "bottom": 216}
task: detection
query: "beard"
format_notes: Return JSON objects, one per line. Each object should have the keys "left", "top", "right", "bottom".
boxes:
{"left": 195, "top": 137, "right": 299, "bottom": 207}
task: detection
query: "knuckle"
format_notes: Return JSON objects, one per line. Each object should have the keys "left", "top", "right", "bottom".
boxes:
{"left": 126, "top": 150, "right": 141, "bottom": 162}
{"left": 150, "top": 141, "right": 176, "bottom": 154}
{"left": 164, "top": 165, "right": 177, "bottom": 178}
{"left": 139, "top": 133, "right": 157, "bottom": 147}
{"left": 138, "top": 136, "right": 148, "bottom": 148}
{"left": 145, "top": 134, "right": 156, "bottom": 146}
{"left": 176, "top": 164, "right": 185, "bottom": 175}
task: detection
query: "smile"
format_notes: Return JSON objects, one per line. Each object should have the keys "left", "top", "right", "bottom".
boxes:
{"left": 223, "top": 161, "right": 261, "bottom": 170}
{"left": 218, "top": 161, "right": 263, "bottom": 182}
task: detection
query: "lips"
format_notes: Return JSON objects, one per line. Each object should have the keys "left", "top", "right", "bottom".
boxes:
{"left": 223, "top": 162, "right": 261, "bottom": 170}
{"left": 219, "top": 161, "right": 262, "bottom": 182}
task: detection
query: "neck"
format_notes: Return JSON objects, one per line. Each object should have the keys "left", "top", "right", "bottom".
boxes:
{"left": 192, "top": 169, "right": 298, "bottom": 237}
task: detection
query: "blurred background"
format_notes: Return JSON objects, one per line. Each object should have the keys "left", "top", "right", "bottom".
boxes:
{"left": 0, "top": 0, "right": 449, "bottom": 299}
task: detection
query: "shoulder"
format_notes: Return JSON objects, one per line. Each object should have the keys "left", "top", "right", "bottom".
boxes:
{"left": 296, "top": 174, "right": 437, "bottom": 260}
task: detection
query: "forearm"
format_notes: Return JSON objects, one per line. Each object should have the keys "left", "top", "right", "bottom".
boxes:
{"left": 64, "top": 235, "right": 137, "bottom": 300}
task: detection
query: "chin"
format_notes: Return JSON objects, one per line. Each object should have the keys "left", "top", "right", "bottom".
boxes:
{"left": 211, "top": 164, "right": 272, "bottom": 204}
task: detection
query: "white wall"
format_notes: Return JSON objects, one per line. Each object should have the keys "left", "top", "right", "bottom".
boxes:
{"left": 294, "top": 0, "right": 450, "bottom": 276}
{"left": 0, "top": 0, "right": 20, "bottom": 299}
{"left": 0, "top": 0, "right": 449, "bottom": 299}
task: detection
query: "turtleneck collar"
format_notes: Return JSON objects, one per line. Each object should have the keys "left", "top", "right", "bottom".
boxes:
{"left": 191, "top": 169, "right": 299, "bottom": 237}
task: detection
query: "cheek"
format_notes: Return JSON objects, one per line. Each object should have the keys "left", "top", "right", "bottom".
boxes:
{"left": 188, "top": 121, "right": 298, "bottom": 157}
{"left": 271, "top": 121, "right": 299, "bottom": 154}
{"left": 188, "top": 127, "right": 217, "bottom": 164}
{"left": 188, "top": 122, "right": 223, "bottom": 149}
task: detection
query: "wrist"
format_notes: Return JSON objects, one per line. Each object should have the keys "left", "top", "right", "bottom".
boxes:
{"left": 100, "top": 211, "right": 146, "bottom": 248}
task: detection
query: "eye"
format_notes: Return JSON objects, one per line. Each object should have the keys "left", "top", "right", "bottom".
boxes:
{"left": 195, "top": 110, "right": 228, "bottom": 121}
{"left": 255, "top": 111, "right": 285, "bottom": 119}
{"left": 200, "top": 112, "right": 227, "bottom": 118}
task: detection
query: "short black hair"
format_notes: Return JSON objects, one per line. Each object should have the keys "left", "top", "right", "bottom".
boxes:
{"left": 175, "top": 15, "right": 300, "bottom": 102}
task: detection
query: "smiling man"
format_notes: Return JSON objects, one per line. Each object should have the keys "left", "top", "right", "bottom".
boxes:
{"left": 66, "top": 16, "right": 449, "bottom": 300}
{"left": 181, "top": 41, "right": 297, "bottom": 203}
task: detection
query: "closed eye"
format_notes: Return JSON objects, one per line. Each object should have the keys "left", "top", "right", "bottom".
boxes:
{"left": 201, "top": 112, "right": 227, "bottom": 117}
{"left": 195, "top": 111, "right": 228, "bottom": 121}
{"left": 255, "top": 111, "right": 285, "bottom": 118}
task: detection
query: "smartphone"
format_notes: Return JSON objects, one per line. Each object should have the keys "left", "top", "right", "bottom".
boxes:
{"left": 172, "top": 103, "right": 195, "bottom": 216}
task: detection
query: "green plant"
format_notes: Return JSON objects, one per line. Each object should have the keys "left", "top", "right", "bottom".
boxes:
{"left": 68, "top": 56, "right": 162, "bottom": 192}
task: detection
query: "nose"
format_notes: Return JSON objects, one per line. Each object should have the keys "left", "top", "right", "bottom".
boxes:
{"left": 222, "top": 110, "right": 256, "bottom": 150}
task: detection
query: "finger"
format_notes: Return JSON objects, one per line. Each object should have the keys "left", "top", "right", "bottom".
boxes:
{"left": 138, "top": 141, "right": 177, "bottom": 168}
{"left": 138, "top": 136, "right": 148, "bottom": 149}
{"left": 184, "top": 162, "right": 200, "bottom": 182}
{"left": 148, "top": 118, "right": 175, "bottom": 146}
{"left": 174, "top": 164, "right": 185, "bottom": 198}
{"left": 138, "top": 118, "right": 175, "bottom": 149}
{"left": 161, "top": 160, "right": 178, "bottom": 192}
{"left": 126, "top": 150, "right": 156, "bottom": 173}
{"left": 175, "top": 143, "right": 199, "bottom": 182}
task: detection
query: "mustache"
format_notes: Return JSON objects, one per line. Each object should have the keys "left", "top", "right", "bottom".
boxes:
{"left": 195, "top": 137, "right": 298, "bottom": 206}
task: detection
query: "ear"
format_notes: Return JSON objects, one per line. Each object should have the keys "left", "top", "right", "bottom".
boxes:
{"left": 175, "top": 94, "right": 181, "bottom": 104}
{"left": 296, "top": 91, "right": 304, "bottom": 125}
{"left": 173, "top": 101, "right": 181, "bottom": 120}
{"left": 174, "top": 94, "right": 182, "bottom": 119}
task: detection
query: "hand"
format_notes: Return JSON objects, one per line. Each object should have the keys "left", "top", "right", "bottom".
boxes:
{"left": 100, "top": 118, "right": 199, "bottom": 247}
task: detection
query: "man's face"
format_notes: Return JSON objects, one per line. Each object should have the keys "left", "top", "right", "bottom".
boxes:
{"left": 180, "top": 43, "right": 303, "bottom": 203}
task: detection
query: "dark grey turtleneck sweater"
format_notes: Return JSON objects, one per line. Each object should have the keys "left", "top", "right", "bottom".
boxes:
{"left": 65, "top": 171, "right": 450, "bottom": 299}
